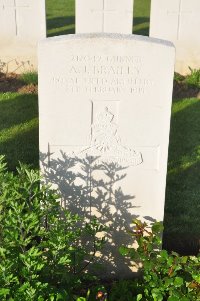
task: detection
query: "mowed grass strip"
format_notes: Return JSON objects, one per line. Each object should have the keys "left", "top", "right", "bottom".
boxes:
{"left": 0, "top": 93, "right": 39, "bottom": 171}
{"left": 46, "top": 0, "right": 75, "bottom": 37}
{"left": 164, "top": 97, "right": 200, "bottom": 254}
{"left": 133, "top": 0, "right": 151, "bottom": 35}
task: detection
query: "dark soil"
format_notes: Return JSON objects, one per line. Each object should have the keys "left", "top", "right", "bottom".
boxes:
{"left": 0, "top": 72, "right": 37, "bottom": 94}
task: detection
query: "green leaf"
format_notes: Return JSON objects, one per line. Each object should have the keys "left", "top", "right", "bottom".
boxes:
{"left": 0, "top": 288, "right": 10, "bottom": 296}
{"left": 119, "top": 246, "right": 129, "bottom": 256}
{"left": 152, "top": 289, "right": 163, "bottom": 301}
{"left": 58, "top": 256, "right": 71, "bottom": 265}
{"left": 152, "top": 222, "right": 163, "bottom": 233}
{"left": 174, "top": 277, "right": 183, "bottom": 287}
{"left": 132, "top": 219, "right": 143, "bottom": 227}
{"left": 86, "top": 290, "right": 90, "bottom": 299}
{"left": 181, "top": 256, "right": 188, "bottom": 264}
{"left": 137, "top": 294, "right": 143, "bottom": 301}
{"left": 164, "top": 277, "right": 174, "bottom": 287}
{"left": 153, "top": 294, "right": 163, "bottom": 301}
{"left": 171, "top": 251, "right": 179, "bottom": 257}
{"left": 56, "top": 293, "right": 65, "bottom": 300}
{"left": 167, "top": 296, "right": 179, "bottom": 301}
{"left": 193, "top": 274, "right": 200, "bottom": 283}
{"left": 160, "top": 250, "right": 168, "bottom": 259}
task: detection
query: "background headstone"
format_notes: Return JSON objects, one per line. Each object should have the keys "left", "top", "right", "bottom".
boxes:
{"left": 76, "top": 0, "right": 134, "bottom": 34}
{"left": 0, "top": 0, "right": 46, "bottom": 73}
{"left": 150, "top": 0, "right": 200, "bottom": 74}
{"left": 39, "top": 34, "right": 175, "bottom": 277}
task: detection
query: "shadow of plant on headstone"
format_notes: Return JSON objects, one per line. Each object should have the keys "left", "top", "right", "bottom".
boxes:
{"left": 40, "top": 151, "right": 141, "bottom": 278}
{"left": 0, "top": 59, "right": 34, "bottom": 75}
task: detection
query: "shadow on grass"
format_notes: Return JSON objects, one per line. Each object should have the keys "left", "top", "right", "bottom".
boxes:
{"left": 133, "top": 17, "right": 150, "bottom": 36}
{"left": 47, "top": 16, "right": 75, "bottom": 37}
{"left": 0, "top": 94, "right": 38, "bottom": 131}
{"left": 163, "top": 162, "right": 200, "bottom": 255}
{"left": 47, "top": 16, "right": 150, "bottom": 37}
{"left": 48, "top": 27, "right": 75, "bottom": 37}
{"left": 163, "top": 98, "right": 200, "bottom": 255}
{"left": 0, "top": 94, "right": 39, "bottom": 171}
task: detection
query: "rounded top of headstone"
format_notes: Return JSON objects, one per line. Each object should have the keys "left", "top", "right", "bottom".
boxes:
{"left": 39, "top": 33, "right": 175, "bottom": 49}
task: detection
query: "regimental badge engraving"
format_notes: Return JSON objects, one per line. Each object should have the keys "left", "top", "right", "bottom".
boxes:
{"left": 79, "top": 107, "right": 143, "bottom": 166}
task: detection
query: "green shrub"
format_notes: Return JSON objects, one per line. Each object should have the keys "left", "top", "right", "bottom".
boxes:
{"left": 185, "top": 67, "right": 200, "bottom": 88}
{"left": 108, "top": 280, "right": 142, "bottom": 301}
{"left": 173, "top": 72, "right": 184, "bottom": 82}
{"left": 0, "top": 156, "right": 106, "bottom": 300}
{"left": 19, "top": 71, "right": 38, "bottom": 85}
{"left": 0, "top": 154, "right": 199, "bottom": 300}
{"left": 119, "top": 219, "right": 200, "bottom": 301}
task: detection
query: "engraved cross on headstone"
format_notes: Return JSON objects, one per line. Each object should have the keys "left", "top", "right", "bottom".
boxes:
{"left": 48, "top": 100, "right": 144, "bottom": 168}
{"left": 167, "top": 0, "right": 192, "bottom": 40}
{"left": 90, "top": 0, "right": 117, "bottom": 32}
{"left": 0, "top": 0, "right": 29, "bottom": 36}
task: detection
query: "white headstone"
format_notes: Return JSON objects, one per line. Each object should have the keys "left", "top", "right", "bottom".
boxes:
{"left": 0, "top": 0, "right": 46, "bottom": 73}
{"left": 150, "top": 0, "right": 200, "bottom": 74}
{"left": 39, "top": 34, "right": 175, "bottom": 277}
{"left": 76, "top": 0, "right": 134, "bottom": 34}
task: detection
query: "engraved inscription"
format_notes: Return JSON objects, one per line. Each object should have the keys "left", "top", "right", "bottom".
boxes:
{"left": 52, "top": 55, "right": 154, "bottom": 95}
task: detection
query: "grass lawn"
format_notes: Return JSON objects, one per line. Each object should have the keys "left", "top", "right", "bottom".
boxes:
{"left": 0, "top": 93, "right": 39, "bottom": 170}
{"left": 0, "top": 0, "right": 199, "bottom": 254}
{"left": 163, "top": 97, "right": 200, "bottom": 253}
{"left": 133, "top": 0, "right": 151, "bottom": 35}
{"left": 46, "top": 0, "right": 75, "bottom": 37}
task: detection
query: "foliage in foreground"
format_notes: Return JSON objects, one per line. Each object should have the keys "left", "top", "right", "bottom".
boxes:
{"left": 79, "top": 221, "right": 200, "bottom": 301}
{"left": 174, "top": 67, "right": 200, "bottom": 88}
{"left": 75, "top": 220, "right": 200, "bottom": 301}
{"left": 0, "top": 156, "right": 105, "bottom": 300}
{"left": 19, "top": 71, "right": 38, "bottom": 85}
{"left": 119, "top": 220, "right": 200, "bottom": 301}
{"left": 0, "top": 156, "right": 199, "bottom": 300}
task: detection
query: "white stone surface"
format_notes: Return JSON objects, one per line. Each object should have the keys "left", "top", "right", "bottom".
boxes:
{"left": 76, "top": 0, "right": 134, "bottom": 34}
{"left": 150, "top": 0, "right": 200, "bottom": 74}
{"left": 0, "top": 0, "right": 46, "bottom": 73}
{"left": 38, "top": 34, "right": 175, "bottom": 277}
